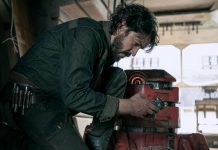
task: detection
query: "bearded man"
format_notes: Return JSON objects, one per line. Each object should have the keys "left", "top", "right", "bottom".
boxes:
{"left": 2, "top": 3, "right": 159, "bottom": 150}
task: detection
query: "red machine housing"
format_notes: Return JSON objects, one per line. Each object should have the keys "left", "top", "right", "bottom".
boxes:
{"left": 124, "top": 69, "right": 179, "bottom": 129}
{"left": 112, "top": 69, "right": 209, "bottom": 150}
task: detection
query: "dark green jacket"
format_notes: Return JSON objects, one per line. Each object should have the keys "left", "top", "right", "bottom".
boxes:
{"left": 13, "top": 18, "right": 119, "bottom": 122}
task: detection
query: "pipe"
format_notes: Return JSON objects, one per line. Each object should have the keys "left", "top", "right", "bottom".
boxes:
{"left": 75, "top": 0, "right": 91, "bottom": 18}
{"left": 101, "top": 0, "right": 111, "bottom": 15}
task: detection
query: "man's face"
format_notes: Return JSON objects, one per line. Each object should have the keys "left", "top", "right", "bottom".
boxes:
{"left": 111, "top": 30, "right": 150, "bottom": 62}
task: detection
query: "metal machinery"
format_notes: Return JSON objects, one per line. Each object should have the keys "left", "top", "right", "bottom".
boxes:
{"left": 111, "top": 69, "right": 209, "bottom": 150}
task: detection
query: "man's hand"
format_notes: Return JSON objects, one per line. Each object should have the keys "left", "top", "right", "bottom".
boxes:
{"left": 119, "top": 93, "right": 159, "bottom": 118}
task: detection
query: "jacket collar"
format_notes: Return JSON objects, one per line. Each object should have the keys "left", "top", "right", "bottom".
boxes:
{"left": 100, "top": 21, "right": 111, "bottom": 47}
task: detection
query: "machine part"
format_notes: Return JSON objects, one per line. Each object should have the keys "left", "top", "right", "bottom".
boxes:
{"left": 139, "top": 146, "right": 173, "bottom": 150}
{"left": 113, "top": 69, "right": 209, "bottom": 150}
{"left": 125, "top": 70, "right": 176, "bottom": 83}
{"left": 167, "top": 133, "right": 175, "bottom": 149}
{"left": 114, "top": 132, "right": 209, "bottom": 150}
{"left": 145, "top": 81, "right": 172, "bottom": 90}
{"left": 152, "top": 98, "right": 165, "bottom": 110}
{"left": 122, "top": 107, "right": 179, "bottom": 128}
{"left": 151, "top": 98, "right": 175, "bottom": 110}
{"left": 128, "top": 73, "right": 145, "bottom": 84}
{"left": 125, "top": 84, "right": 179, "bottom": 102}
{"left": 124, "top": 127, "right": 175, "bottom": 133}
{"left": 114, "top": 132, "right": 174, "bottom": 150}
{"left": 174, "top": 133, "right": 209, "bottom": 150}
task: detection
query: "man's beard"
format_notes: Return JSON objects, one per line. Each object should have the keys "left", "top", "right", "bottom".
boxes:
{"left": 110, "top": 33, "right": 125, "bottom": 62}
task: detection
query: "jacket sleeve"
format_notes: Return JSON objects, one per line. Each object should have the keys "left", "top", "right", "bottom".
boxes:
{"left": 60, "top": 27, "right": 119, "bottom": 122}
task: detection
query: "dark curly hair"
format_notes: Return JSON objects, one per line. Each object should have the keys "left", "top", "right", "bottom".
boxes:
{"left": 110, "top": 4, "right": 159, "bottom": 52}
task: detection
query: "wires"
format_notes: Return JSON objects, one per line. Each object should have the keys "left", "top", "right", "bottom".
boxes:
{"left": 1, "top": 0, "right": 20, "bottom": 56}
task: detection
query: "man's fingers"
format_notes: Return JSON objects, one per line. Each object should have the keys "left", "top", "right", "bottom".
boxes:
{"left": 147, "top": 109, "right": 154, "bottom": 115}
{"left": 142, "top": 109, "right": 155, "bottom": 118}
{"left": 142, "top": 103, "right": 159, "bottom": 117}
{"left": 149, "top": 103, "right": 160, "bottom": 113}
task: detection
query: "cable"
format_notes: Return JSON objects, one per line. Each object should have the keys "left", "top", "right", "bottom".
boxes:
{"left": 1, "top": 0, "right": 20, "bottom": 57}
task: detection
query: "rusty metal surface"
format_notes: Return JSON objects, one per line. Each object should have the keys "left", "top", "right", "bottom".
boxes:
{"left": 113, "top": 69, "right": 209, "bottom": 150}
{"left": 125, "top": 69, "right": 177, "bottom": 83}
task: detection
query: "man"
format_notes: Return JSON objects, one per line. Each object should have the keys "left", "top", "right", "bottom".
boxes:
{"left": 3, "top": 3, "right": 159, "bottom": 150}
